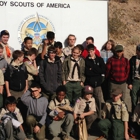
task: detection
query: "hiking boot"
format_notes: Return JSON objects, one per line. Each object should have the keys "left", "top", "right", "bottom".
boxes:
{"left": 96, "top": 135, "right": 106, "bottom": 140}
{"left": 62, "top": 135, "right": 70, "bottom": 140}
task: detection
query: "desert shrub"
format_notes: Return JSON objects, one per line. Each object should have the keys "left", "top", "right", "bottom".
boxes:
{"left": 130, "top": 36, "right": 140, "bottom": 45}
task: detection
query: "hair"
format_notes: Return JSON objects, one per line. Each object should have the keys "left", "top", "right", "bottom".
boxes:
{"left": 56, "top": 85, "right": 67, "bottom": 95}
{"left": 81, "top": 88, "right": 92, "bottom": 97}
{"left": 76, "top": 44, "right": 84, "bottom": 52}
{"left": 67, "top": 34, "right": 76, "bottom": 41}
{"left": 46, "top": 31, "right": 55, "bottom": 39}
{"left": 27, "top": 48, "right": 38, "bottom": 56}
{"left": 87, "top": 44, "right": 95, "bottom": 51}
{"left": 101, "top": 40, "right": 115, "bottom": 51}
{"left": 30, "top": 82, "right": 41, "bottom": 88}
{"left": 5, "top": 96, "right": 17, "bottom": 106}
{"left": 0, "top": 44, "right": 4, "bottom": 49}
{"left": 48, "top": 46, "right": 56, "bottom": 54}
{"left": 12, "top": 50, "right": 24, "bottom": 60}
{"left": 86, "top": 36, "right": 94, "bottom": 42}
{"left": 54, "top": 41, "right": 63, "bottom": 49}
{"left": 0, "top": 30, "right": 10, "bottom": 37}
{"left": 72, "top": 46, "right": 81, "bottom": 52}
{"left": 24, "top": 37, "right": 33, "bottom": 43}
{"left": 136, "top": 44, "right": 140, "bottom": 51}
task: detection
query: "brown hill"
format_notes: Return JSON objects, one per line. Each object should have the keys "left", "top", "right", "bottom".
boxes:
{"left": 109, "top": 0, "right": 140, "bottom": 59}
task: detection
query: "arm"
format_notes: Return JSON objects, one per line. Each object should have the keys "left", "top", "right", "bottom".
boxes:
{"left": 41, "top": 39, "right": 49, "bottom": 59}
{"left": 124, "top": 121, "right": 129, "bottom": 140}
{"left": 80, "top": 58, "right": 85, "bottom": 83}
{"left": 105, "top": 58, "right": 112, "bottom": 79}
{"left": 57, "top": 60, "right": 62, "bottom": 85}
{"left": 5, "top": 81, "right": 11, "bottom": 97}
{"left": 80, "top": 111, "right": 94, "bottom": 119}
{"left": 0, "top": 70, "right": 4, "bottom": 93}
{"left": 125, "top": 58, "right": 130, "bottom": 80}
{"left": 62, "top": 59, "right": 67, "bottom": 85}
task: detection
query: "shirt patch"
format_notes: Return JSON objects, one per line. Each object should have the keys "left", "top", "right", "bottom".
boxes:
{"left": 28, "top": 61, "right": 32, "bottom": 65}
{"left": 76, "top": 99, "right": 80, "bottom": 103}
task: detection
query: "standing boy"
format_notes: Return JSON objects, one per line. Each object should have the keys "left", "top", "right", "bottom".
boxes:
{"left": 21, "top": 82, "right": 48, "bottom": 140}
{"left": 4, "top": 50, "right": 28, "bottom": 99}
{"left": 62, "top": 46, "right": 85, "bottom": 105}
{"left": 23, "top": 48, "right": 38, "bottom": 87}
{"left": 97, "top": 88, "right": 129, "bottom": 140}
{"left": 106, "top": 45, "right": 130, "bottom": 101}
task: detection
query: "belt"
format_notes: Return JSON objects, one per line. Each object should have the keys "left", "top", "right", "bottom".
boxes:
{"left": 134, "top": 77, "right": 140, "bottom": 80}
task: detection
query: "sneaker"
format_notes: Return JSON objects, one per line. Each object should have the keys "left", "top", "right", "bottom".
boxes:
{"left": 26, "top": 134, "right": 34, "bottom": 139}
{"left": 96, "top": 135, "right": 106, "bottom": 140}
{"left": 62, "top": 135, "right": 70, "bottom": 140}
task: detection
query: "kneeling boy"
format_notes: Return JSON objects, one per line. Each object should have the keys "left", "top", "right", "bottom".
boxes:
{"left": 97, "top": 88, "right": 129, "bottom": 140}
{"left": 21, "top": 82, "right": 48, "bottom": 140}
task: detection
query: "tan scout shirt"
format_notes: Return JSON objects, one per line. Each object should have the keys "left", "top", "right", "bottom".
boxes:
{"left": 0, "top": 42, "right": 12, "bottom": 64}
{"left": 63, "top": 46, "right": 74, "bottom": 56}
{"left": 24, "top": 56, "right": 38, "bottom": 81}
{"left": 48, "top": 98, "right": 70, "bottom": 111}
{"left": 132, "top": 104, "right": 140, "bottom": 124}
{"left": 0, "top": 69, "right": 4, "bottom": 86}
{"left": 74, "top": 97, "right": 96, "bottom": 114}
{"left": 102, "top": 99, "right": 129, "bottom": 122}
{"left": 0, "top": 107, "right": 23, "bottom": 124}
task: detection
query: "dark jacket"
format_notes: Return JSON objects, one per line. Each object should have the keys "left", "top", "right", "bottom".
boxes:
{"left": 4, "top": 61, "right": 28, "bottom": 91}
{"left": 127, "top": 56, "right": 138, "bottom": 85}
{"left": 85, "top": 56, "right": 105, "bottom": 87}
{"left": 39, "top": 56, "right": 62, "bottom": 94}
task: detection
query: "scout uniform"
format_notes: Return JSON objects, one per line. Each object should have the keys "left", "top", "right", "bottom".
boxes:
{"left": 0, "top": 107, "right": 26, "bottom": 140}
{"left": 48, "top": 98, "right": 74, "bottom": 137}
{"left": 98, "top": 89, "right": 129, "bottom": 140}
{"left": 0, "top": 69, "right": 4, "bottom": 108}
{"left": 24, "top": 56, "right": 38, "bottom": 87}
{"left": 74, "top": 86, "right": 97, "bottom": 130}
{"left": 63, "top": 46, "right": 74, "bottom": 57}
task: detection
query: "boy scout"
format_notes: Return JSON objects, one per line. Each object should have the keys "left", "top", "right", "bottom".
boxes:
{"left": 73, "top": 85, "right": 97, "bottom": 134}
{"left": 0, "top": 69, "right": 4, "bottom": 108}
{"left": 97, "top": 88, "right": 129, "bottom": 140}
{"left": 23, "top": 48, "right": 38, "bottom": 87}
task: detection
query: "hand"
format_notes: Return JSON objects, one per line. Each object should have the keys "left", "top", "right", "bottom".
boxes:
{"left": 57, "top": 112, "right": 65, "bottom": 119}
{"left": 43, "top": 39, "right": 49, "bottom": 46}
{"left": 80, "top": 113, "right": 85, "bottom": 119}
{"left": 128, "top": 85, "right": 132, "bottom": 90}
{"left": 125, "top": 133, "right": 129, "bottom": 140}
{"left": 34, "top": 126, "right": 40, "bottom": 133}
{"left": 63, "top": 81, "right": 66, "bottom": 85}
{"left": 80, "top": 82, "right": 84, "bottom": 87}
{"left": 74, "top": 120, "right": 78, "bottom": 124}
{"left": 7, "top": 92, "right": 11, "bottom": 97}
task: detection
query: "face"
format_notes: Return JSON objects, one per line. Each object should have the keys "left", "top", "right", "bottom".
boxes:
{"left": 18, "top": 55, "right": 24, "bottom": 63}
{"left": 55, "top": 47, "right": 62, "bottom": 55}
{"left": 106, "top": 41, "right": 112, "bottom": 51}
{"left": 112, "top": 94, "right": 122, "bottom": 102}
{"left": 6, "top": 104, "right": 16, "bottom": 112}
{"left": 48, "top": 52, "right": 56, "bottom": 60}
{"left": 86, "top": 39, "right": 93, "bottom": 46}
{"left": 68, "top": 36, "right": 76, "bottom": 47}
{"left": 31, "top": 87, "right": 41, "bottom": 98}
{"left": 24, "top": 40, "right": 33, "bottom": 50}
{"left": 136, "top": 50, "right": 140, "bottom": 57}
{"left": 115, "top": 51, "right": 123, "bottom": 58}
{"left": 56, "top": 91, "right": 66, "bottom": 102}
{"left": 1, "top": 35, "right": 9, "bottom": 44}
{"left": 0, "top": 48, "right": 3, "bottom": 57}
{"left": 84, "top": 93, "right": 92, "bottom": 100}
{"left": 72, "top": 48, "right": 81, "bottom": 59}
{"left": 30, "top": 54, "right": 36, "bottom": 61}
{"left": 48, "top": 39, "right": 54, "bottom": 45}
{"left": 88, "top": 49, "right": 95, "bottom": 57}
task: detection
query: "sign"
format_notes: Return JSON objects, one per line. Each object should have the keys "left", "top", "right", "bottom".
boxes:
{"left": 0, "top": 0, "right": 108, "bottom": 50}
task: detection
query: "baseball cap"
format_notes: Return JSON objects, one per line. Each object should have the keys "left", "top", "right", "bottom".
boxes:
{"left": 83, "top": 85, "right": 93, "bottom": 94}
{"left": 111, "top": 88, "right": 123, "bottom": 96}
{"left": 114, "top": 45, "right": 123, "bottom": 52}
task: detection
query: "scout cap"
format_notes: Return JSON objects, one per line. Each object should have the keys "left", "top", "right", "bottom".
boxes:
{"left": 114, "top": 45, "right": 123, "bottom": 52}
{"left": 111, "top": 88, "right": 123, "bottom": 96}
{"left": 83, "top": 85, "right": 93, "bottom": 94}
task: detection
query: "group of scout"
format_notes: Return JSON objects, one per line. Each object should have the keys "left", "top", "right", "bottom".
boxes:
{"left": 0, "top": 29, "right": 140, "bottom": 140}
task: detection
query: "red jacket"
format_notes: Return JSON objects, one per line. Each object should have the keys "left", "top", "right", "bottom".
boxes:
{"left": 81, "top": 46, "right": 100, "bottom": 58}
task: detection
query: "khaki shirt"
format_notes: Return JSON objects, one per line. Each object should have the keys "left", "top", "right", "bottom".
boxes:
{"left": 74, "top": 97, "right": 96, "bottom": 114}
{"left": 48, "top": 98, "right": 70, "bottom": 111}
{"left": 0, "top": 107, "right": 23, "bottom": 124}
{"left": 0, "top": 69, "right": 4, "bottom": 86}
{"left": 63, "top": 46, "right": 74, "bottom": 56}
{"left": 24, "top": 56, "right": 38, "bottom": 81}
{"left": 0, "top": 42, "right": 12, "bottom": 64}
{"left": 102, "top": 99, "right": 129, "bottom": 122}
{"left": 132, "top": 104, "right": 140, "bottom": 124}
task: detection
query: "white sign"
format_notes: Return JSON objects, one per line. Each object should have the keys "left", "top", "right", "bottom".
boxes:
{"left": 0, "top": 0, "right": 108, "bottom": 50}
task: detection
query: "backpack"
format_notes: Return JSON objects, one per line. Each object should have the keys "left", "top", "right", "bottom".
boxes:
{"left": 0, "top": 122, "right": 6, "bottom": 140}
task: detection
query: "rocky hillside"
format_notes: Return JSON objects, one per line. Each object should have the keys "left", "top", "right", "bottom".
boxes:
{"left": 109, "top": 0, "right": 140, "bottom": 59}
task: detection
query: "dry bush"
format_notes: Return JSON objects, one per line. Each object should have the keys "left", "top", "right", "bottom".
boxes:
{"left": 129, "top": 36, "right": 140, "bottom": 45}
{"left": 110, "top": 0, "right": 128, "bottom": 3}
